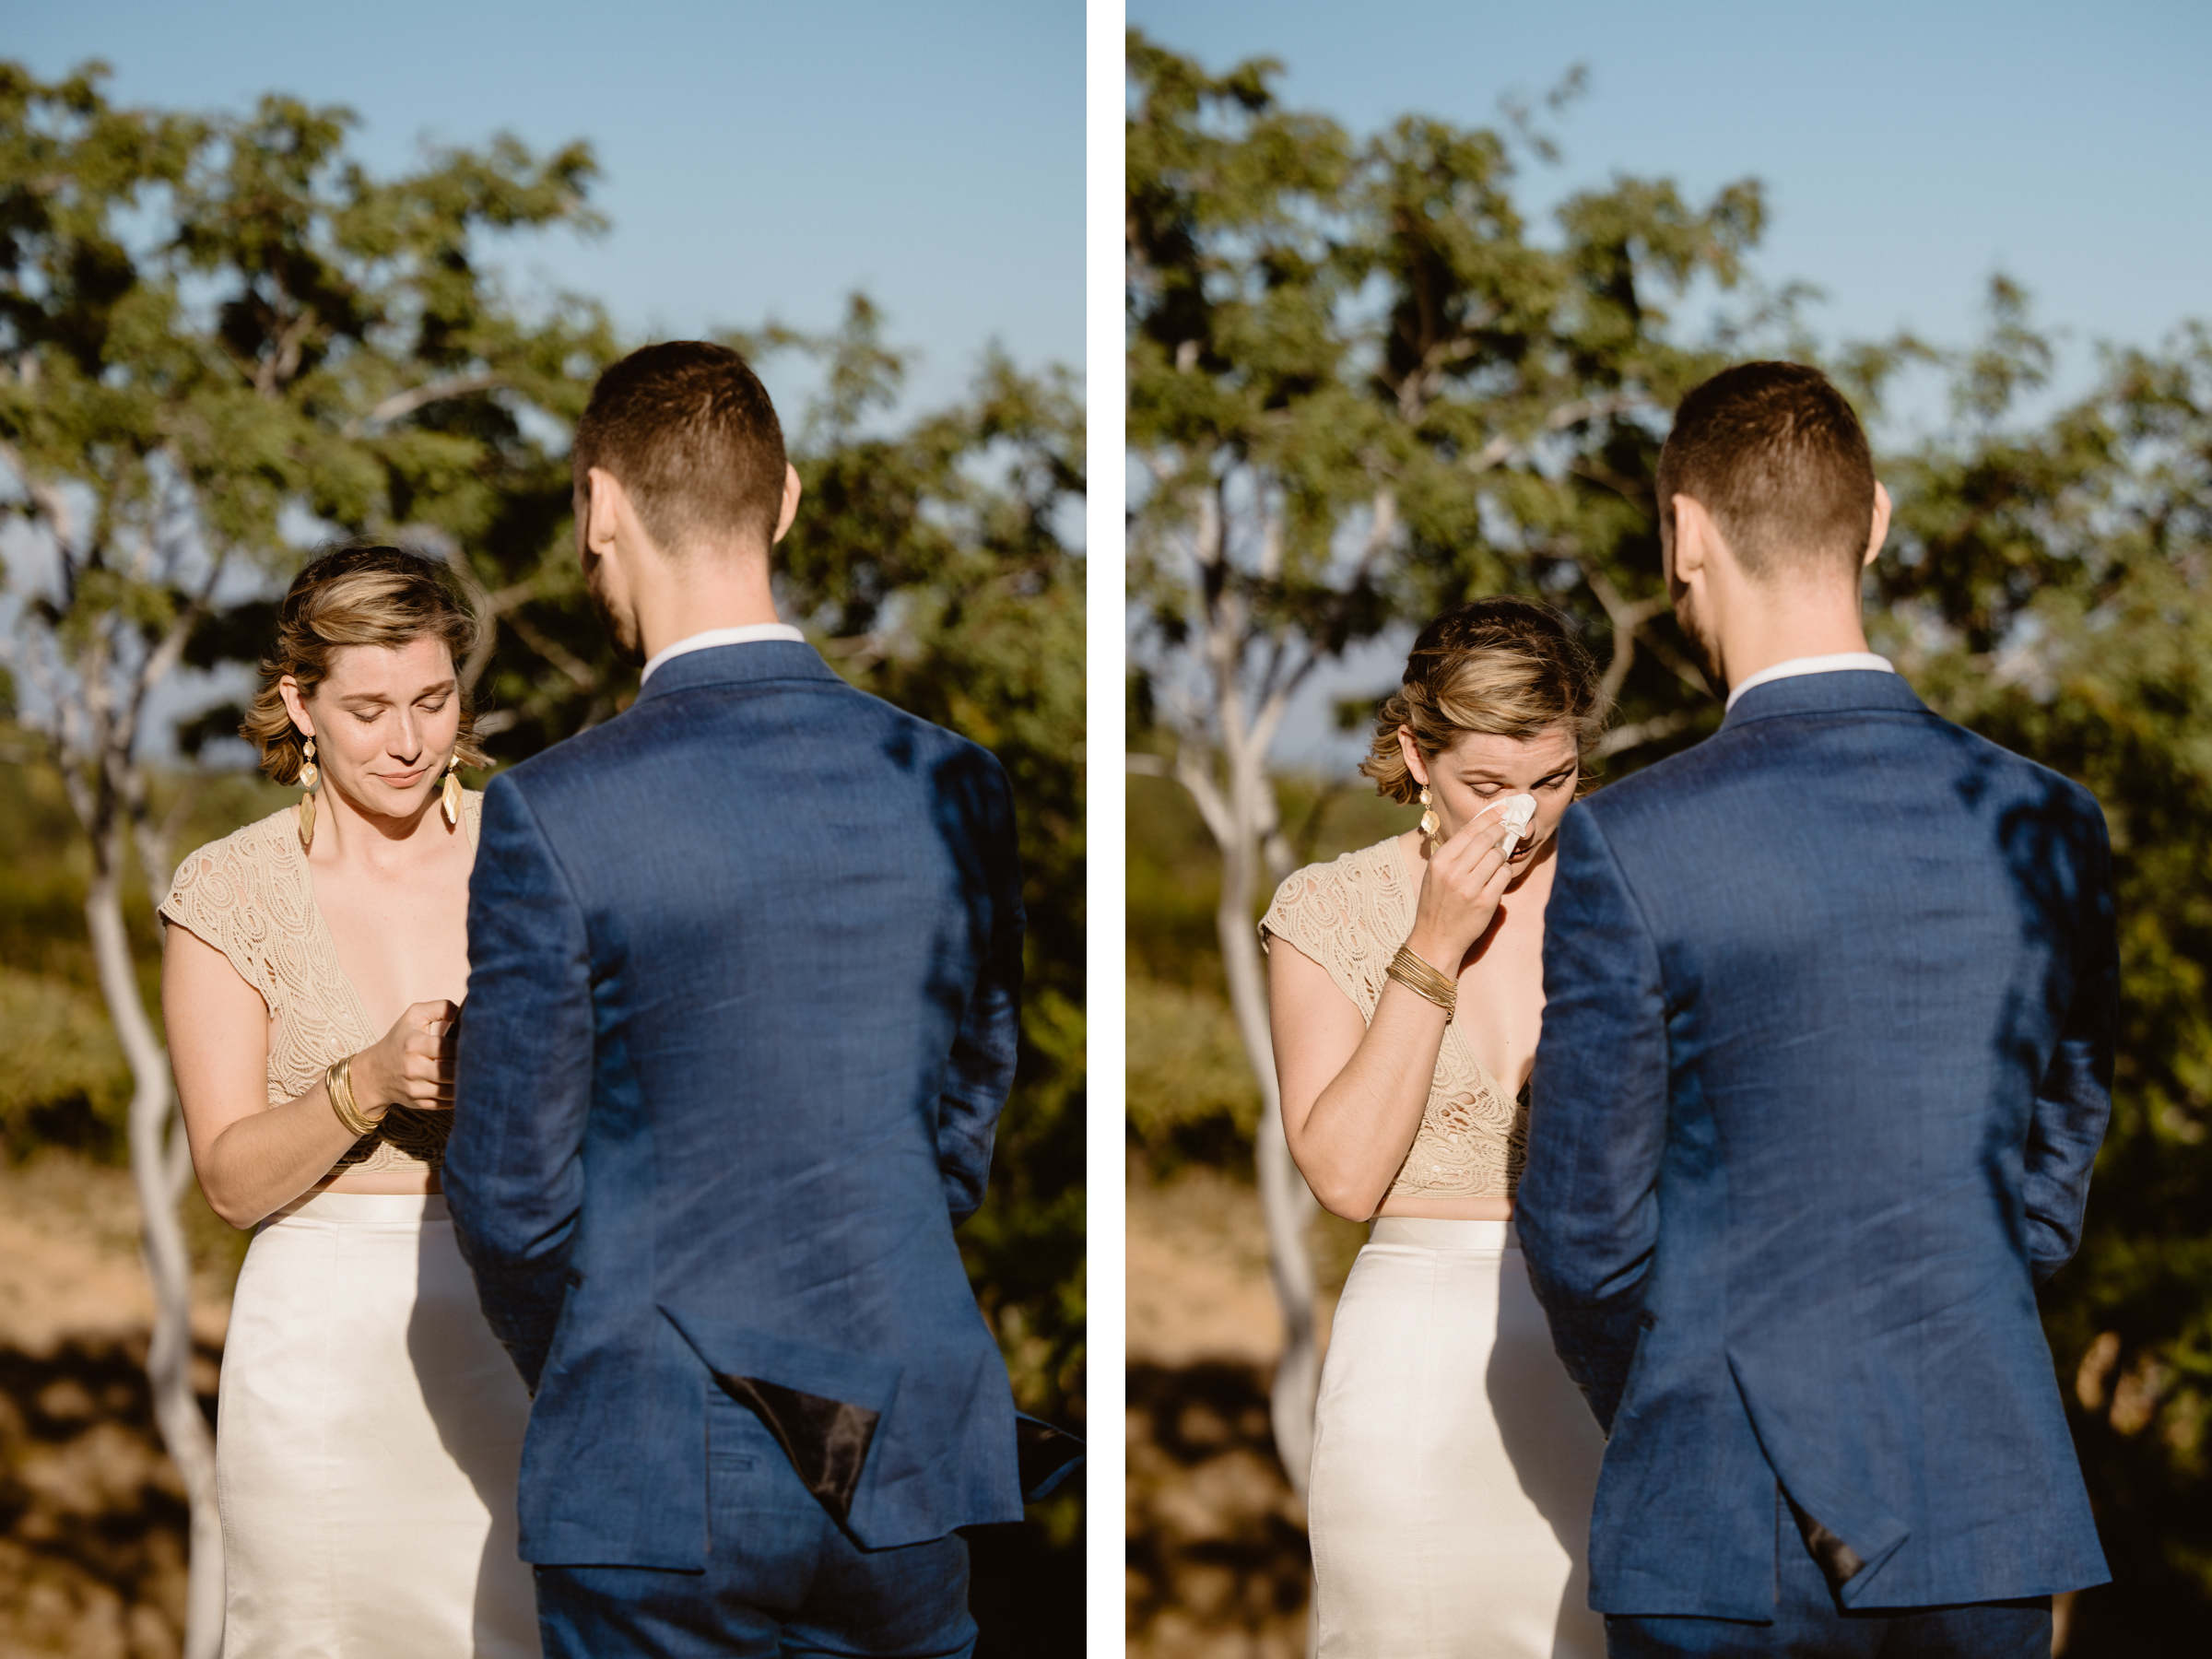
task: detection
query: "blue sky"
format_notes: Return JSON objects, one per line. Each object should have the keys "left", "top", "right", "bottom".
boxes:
{"left": 1132, "top": 0, "right": 2210, "bottom": 420}
{"left": 8, "top": 0, "right": 1081, "bottom": 755}
{"left": 14, "top": 0, "right": 1084, "bottom": 418}
{"left": 1129, "top": 0, "right": 2212, "bottom": 765}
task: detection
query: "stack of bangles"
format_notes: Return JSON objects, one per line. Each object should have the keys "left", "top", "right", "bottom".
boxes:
{"left": 1388, "top": 941, "right": 1458, "bottom": 1020}
{"left": 325, "top": 1055, "right": 379, "bottom": 1139}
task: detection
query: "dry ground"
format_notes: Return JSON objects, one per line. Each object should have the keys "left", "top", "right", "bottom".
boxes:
{"left": 1127, "top": 1168, "right": 1361, "bottom": 1659}
{"left": 1125, "top": 1175, "right": 2115, "bottom": 1659}
{"left": 0, "top": 1160, "right": 1074, "bottom": 1657}
{"left": 0, "top": 1156, "right": 239, "bottom": 1658}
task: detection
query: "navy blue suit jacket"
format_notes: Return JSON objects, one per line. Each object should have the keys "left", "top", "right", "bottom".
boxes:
{"left": 1521, "top": 670, "right": 2113, "bottom": 1618}
{"left": 445, "top": 641, "right": 1026, "bottom": 1567}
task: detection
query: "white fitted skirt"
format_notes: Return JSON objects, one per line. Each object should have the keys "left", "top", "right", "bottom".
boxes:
{"left": 216, "top": 1191, "right": 539, "bottom": 1658}
{"left": 1308, "top": 1218, "right": 1607, "bottom": 1658}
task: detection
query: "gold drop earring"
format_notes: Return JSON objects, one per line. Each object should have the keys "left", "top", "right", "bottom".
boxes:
{"left": 297, "top": 736, "right": 320, "bottom": 852}
{"left": 440, "top": 749, "right": 464, "bottom": 828}
{"left": 1418, "top": 782, "right": 1441, "bottom": 850}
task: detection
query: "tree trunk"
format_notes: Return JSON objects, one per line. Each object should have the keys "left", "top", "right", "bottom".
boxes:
{"left": 87, "top": 849, "right": 223, "bottom": 1659}
{"left": 1214, "top": 792, "right": 1322, "bottom": 1499}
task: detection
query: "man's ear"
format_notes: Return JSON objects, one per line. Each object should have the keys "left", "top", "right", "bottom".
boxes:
{"left": 1670, "top": 492, "right": 1717, "bottom": 580}
{"left": 582, "top": 466, "right": 628, "bottom": 558}
{"left": 1865, "top": 480, "right": 1892, "bottom": 569}
{"left": 772, "top": 463, "right": 803, "bottom": 546}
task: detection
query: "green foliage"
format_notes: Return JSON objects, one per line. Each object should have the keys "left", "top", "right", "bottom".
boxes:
{"left": 1129, "top": 32, "right": 2212, "bottom": 1645}
{"left": 1865, "top": 324, "right": 2212, "bottom": 1644}
{"left": 0, "top": 58, "right": 612, "bottom": 653}
{"left": 771, "top": 309, "right": 1090, "bottom": 1434}
{"left": 1127, "top": 29, "right": 1778, "bottom": 760}
{"left": 0, "top": 970, "right": 130, "bottom": 1159}
{"left": 0, "top": 732, "right": 295, "bottom": 1149}
{"left": 1125, "top": 975, "right": 1260, "bottom": 1174}
{"left": 3, "top": 53, "right": 1083, "bottom": 1511}
{"left": 1126, "top": 769, "right": 1403, "bottom": 1177}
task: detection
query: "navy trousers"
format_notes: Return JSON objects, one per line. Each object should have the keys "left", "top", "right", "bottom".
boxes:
{"left": 1604, "top": 1491, "right": 2050, "bottom": 1658}
{"left": 535, "top": 1394, "right": 977, "bottom": 1658}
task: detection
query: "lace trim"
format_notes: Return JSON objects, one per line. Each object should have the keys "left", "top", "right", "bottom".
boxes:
{"left": 158, "top": 794, "right": 480, "bottom": 1175}
{"left": 1260, "top": 838, "right": 1526, "bottom": 1201}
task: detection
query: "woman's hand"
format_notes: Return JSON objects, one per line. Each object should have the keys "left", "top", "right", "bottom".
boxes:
{"left": 1405, "top": 803, "right": 1521, "bottom": 971}
{"left": 352, "top": 999, "right": 461, "bottom": 1116}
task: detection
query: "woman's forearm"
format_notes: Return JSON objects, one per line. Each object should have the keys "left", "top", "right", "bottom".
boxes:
{"left": 1289, "top": 980, "right": 1451, "bottom": 1220}
{"left": 198, "top": 1066, "right": 381, "bottom": 1228}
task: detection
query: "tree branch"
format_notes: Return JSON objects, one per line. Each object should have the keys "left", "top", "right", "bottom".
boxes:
{"left": 1581, "top": 562, "right": 1669, "bottom": 707}
{"left": 254, "top": 307, "right": 319, "bottom": 398}
{"left": 342, "top": 372, "right": 504, "bottom": 439}
{"left": 0, "top": 437, "right": 76, "bottom": 550}
{"left": 505, "top": 611, "right": 602, "bottom": 692}
{"left": 1160, "top": 742, "right": 1236, "bottom": 853}
{"left": 1594, "top": 708, "right": 1702, "bottom": 759}
{"left": 1467, "top": 391, "right": 1640, "bottom": 475}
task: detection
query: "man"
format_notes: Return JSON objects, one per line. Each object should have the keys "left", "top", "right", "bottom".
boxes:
{"left": 446, "top": 341, "right": 1028, "bottom": 1656}
{"left": 1520, "top": 361, "right": 2114, "bottom": 1656}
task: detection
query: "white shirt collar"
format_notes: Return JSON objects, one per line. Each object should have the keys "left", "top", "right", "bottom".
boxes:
{"left": 639, "top": 622, "right": 806, "bottom": 687}
{"left": 1724, "top": 652, "right": 1895, "bottom": 712}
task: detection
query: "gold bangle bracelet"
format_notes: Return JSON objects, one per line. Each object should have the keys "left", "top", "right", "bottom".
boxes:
{"left": 1388, "top": 942, "right": 1458, "bottom": 1019}
{"left": 325, "top": 1056, "right": 377, "bottom": 1139}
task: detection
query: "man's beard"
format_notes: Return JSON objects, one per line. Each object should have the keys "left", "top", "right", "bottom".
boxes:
{"left": 582, "top": 552, "right": 644, "bottom": 666}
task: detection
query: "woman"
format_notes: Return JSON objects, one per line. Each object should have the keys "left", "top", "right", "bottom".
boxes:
{"left": 1263, "top": 596, "right": 1608, "bottom": 1657}
{"left": 159, "top": 547, "right": 538, "bottom": 1657}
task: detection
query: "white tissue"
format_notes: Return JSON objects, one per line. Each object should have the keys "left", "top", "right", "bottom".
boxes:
{"left": 1492, "top": 792, "right": 1538, "bottom": 856}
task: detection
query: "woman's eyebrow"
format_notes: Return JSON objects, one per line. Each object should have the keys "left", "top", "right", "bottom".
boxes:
{"left": 336, "top": 680, "right": 454, "bottom": 705}
{"left": 1458, "top": 760, "right": 1576, "bottom": 781}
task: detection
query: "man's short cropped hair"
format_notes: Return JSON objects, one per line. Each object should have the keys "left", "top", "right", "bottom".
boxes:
{"left": 1655, "top": 361, "right": 1877, "bottom": 579}
{"left": 572, "top": 341, "right": 787, "bottom": 555}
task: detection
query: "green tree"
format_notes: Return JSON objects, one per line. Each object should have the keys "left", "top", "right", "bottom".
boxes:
{"left": 6, "top": 62, "right": 1087, "bottom": 1650}
{"left": 721, "top": 297, "right": 1090, "bottom": 1442}
{"left": 768, "top": 306, "right": 1089, "bottom": 1590}
{"left": 0, "top": 60, "right": 609, "bottom": 1655}
{"left": 1127, "top": 28, "right": 1771, "bottom": 1489}
{"left": 1129, "top": 33, "right": 2212, "bottom": 1649}
{"left": 174, "top": 289, "right": 1092, "bottom": 1448}
{"left": 1869, "top": 315, "right": 2212, "bottom": 1652}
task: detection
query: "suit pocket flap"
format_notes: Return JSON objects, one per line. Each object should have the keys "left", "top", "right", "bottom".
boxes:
{"left": 659, "top": 1305, "right": 901, "bottom": 1525}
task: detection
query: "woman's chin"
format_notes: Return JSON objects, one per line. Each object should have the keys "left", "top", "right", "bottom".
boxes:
{"left": 353, "top": 775, "right": 434, "bottom": 815}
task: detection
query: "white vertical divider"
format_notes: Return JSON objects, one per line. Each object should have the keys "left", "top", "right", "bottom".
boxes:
{"left": 1083, "top": 0, "right": 1128, "bottom": 1651}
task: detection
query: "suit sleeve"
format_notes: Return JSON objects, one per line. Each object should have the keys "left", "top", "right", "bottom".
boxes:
{"left": 445, "top": 775, "right": 594, "bottom": 1393}
{"left": 2022, "top": 800, "right": 2117, "bottom": 1285}
{"left": 1520, "top": 802, "right": 1669, "bottom": 1434}
{"left": 936, "top": 757, "right": 1024, "bottom": 1228}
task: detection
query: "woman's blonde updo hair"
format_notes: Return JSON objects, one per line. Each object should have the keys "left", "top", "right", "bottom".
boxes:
{"left": 242, "top": 546, "right": 490, "bottom": 785}
{"left": 1360, "top": 596, "right": 1606, "bottom": 803}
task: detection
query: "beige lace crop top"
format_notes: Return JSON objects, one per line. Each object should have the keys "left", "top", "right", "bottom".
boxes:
{"left": 156, "top": 793, "right": 482, "bottom": 1175}
{"left": 1260, "top": 837, "right": 1527, "bottom": 1202}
